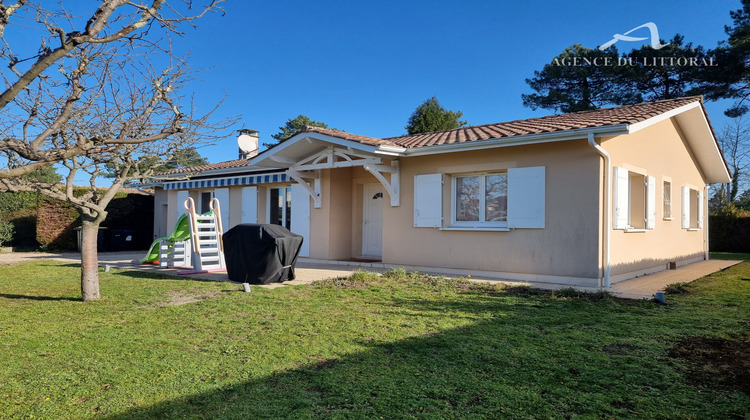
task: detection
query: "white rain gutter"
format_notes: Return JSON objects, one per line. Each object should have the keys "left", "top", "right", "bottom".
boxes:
{"left": 403, "top": 124, "right": 629, "bottom": 157}
{"left": 704, "top": 184, "right": 709, "bottom": 261}
{"left": 588, "top": 132, "right": 611, "bottom": 289}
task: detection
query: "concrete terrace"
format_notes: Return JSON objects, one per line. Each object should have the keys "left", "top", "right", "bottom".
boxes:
{"left": 0, "top": 251, "right": 741, "bottom": 299}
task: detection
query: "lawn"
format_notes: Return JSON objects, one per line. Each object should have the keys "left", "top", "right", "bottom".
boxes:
{"left": 0, "top": 261, "right": 748, "bottom": 419}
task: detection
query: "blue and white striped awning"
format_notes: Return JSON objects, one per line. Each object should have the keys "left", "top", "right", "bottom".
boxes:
{"left": 163, "top": 172, "right": 288, "bottom": 190}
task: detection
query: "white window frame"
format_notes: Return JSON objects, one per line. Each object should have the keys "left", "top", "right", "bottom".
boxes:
{"left": 681, "top": 186, "right": 703, "bottom": 230}
{"left": 628, "top": 171, "right": 648, "bottom": 230}
{"left": 200, "top": 190, "right": 214, "bottom": 214}
{"left": 663, "top": 178, "right": 672, "bottom": 221}
{"left": 450, "top": 171, "right": 508, "bottom": 228}
{"left": 613, "top": 166, "right": 656, "bottom": 232}
{"left": 267, "top": 185, "right": 292, "bottom": 230}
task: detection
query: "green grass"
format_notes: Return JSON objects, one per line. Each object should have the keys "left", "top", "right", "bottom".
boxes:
{"left": 711, "top": 251, "right": 750, "bottom": 262}
{"left": 0, "top": 262, "right": 748, "bottom": 419}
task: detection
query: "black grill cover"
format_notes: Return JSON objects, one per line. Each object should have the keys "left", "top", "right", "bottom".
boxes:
{"left": 222, "top": 224, "right": 304, "bottom": 284}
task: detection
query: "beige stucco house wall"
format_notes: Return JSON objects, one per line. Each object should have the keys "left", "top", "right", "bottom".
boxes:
{"left": 603, "top": 118, "right": 710, "bottom": 281}
{"left": 148, "top": 97, "right": 730, "bottom": 289}
{"left": 383, "top": 141, "right": 601, "bottom": 284}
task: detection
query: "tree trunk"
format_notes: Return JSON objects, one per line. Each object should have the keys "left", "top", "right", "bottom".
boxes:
{"left": 80, "top": 216, "right": 103, "bottom": 302}
{"left": 730, "top": 169, "right": 740, "bottom": 202}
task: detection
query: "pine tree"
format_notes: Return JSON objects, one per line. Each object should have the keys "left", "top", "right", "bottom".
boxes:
{"left": 405, "top": 97, "right": 467, "bottom": 134}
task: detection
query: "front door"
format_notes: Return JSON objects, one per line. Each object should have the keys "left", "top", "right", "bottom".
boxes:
{"left": 362, "top": 183, "right": 384, "bottom": 258}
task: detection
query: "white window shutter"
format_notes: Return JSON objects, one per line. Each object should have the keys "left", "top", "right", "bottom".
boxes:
{"left": 646, "top": 176, "right": 656, "bottom": 229}
{"left": 681, "top": 186, "right": 690, "bottom": 229}
{"left": 241, "top": 186, "right": 258, "bottom": 223}
{"left": 290, "top": 184, "right": 311, "bottom": 257}
{"left": 508, "top": 166, "right": 545, "bottom": 229}
{"left": 613, "top": 167, "right": 629, "bottom": 230}
{"left": 414, "top": 174, "right": 442, "bottom": 228}
{"left": 213, "top": 188, "right": 230, "bottom": 231}
{"left": 176, "top": 190, "right": 189, "bottom": 221}
{"left": 697, "top": 189, "right": 704, "bottom": 229}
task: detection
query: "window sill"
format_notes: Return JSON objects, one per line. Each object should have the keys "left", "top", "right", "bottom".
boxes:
{"left": 441, "top": 226, "right": 510, "bottom": 232}
{"left": 687, "top": 228, "right": 701, "bottom": 231}
{"left": 625, "top": 228, "right": 647, "bottom": 233}
{"left": 663, "top": 217, "right": 673, "bottom": 221}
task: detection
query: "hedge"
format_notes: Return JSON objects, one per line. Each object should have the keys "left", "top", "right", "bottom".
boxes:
{"left": 0, "top": 189, "right": 153, "bottom": 251}
{"left": 0, "top": 192, "right": 42, "bottom": 249}
{"left": 709, "top": 206, "right": 750, "bottom": 253}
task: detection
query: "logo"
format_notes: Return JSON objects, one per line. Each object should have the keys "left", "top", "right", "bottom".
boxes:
{"left": 599, "top": 22, "right": 669, "bottom": 51}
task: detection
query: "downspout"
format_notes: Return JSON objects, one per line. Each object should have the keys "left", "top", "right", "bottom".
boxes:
{"left": 704, "top": 184, "right": 709, "bottom": 261}
{"left": 587, "top": 133, "right": 611, "bottom": 289}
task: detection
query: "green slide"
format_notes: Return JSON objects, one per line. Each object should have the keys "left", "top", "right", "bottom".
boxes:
{"left": 139, "top": 214, "right": 192, "bottom": 264}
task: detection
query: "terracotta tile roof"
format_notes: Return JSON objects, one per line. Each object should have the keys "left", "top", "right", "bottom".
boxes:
{"left": 156, "top": 97, "right": 706, "bottom": 177}
{"left": 385, "top": 96, "right": 703, "bottom": 148}
{"left": 155, "top": 159, "right": 253, "bottom": 176}
{"left": 295, "top": 125, "right": 398, "bottom": 146}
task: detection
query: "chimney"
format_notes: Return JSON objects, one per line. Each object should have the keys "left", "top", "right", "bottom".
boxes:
{"left": 237, "top": 129, "right": 260, "bottom": 160}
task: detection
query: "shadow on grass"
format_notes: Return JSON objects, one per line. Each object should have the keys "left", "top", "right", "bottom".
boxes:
{"left": 110, "top": 269, "right": 232, "bottom": 284}
{"left": 0, "top": 293, "right": 79, "bottom": 302}
{"left": 102, "top": 317, "right": 602, "bottom": 417}
{"left": 101, "top": 288, "right": 745, "bottom": 419}
{"left": 110, "top": 270, "right": 180, "bottom": 280}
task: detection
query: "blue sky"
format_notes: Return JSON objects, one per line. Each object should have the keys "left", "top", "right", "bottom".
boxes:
{"left": 180, "top": 0, "right": 741, "bottom": 164}
{"left": 103, "top": 0, "right": 746, "bottom": 172}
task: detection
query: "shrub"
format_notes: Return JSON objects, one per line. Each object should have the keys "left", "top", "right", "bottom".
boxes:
{"left": 0, "top": 219, "right": 14, "bottom": 247}
{"left": 382, "top": 267, "right": 423, "bottom": 281}
{"left": 5, "top": 208, "right": 38, "bottom": 248}
{"left": 664, "top": 282, "right": 690, "bottom": 294}
{"left": 709, "top": 205, "right": 750, "bottom": 253}
{"left": 0, "top": 191, "right": 39, "bottom": 213}
{"left": 316, "top": 270, "right": 380, "bottom": 289}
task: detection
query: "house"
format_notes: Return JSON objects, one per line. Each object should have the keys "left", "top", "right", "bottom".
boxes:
{"left": 150, "top": 96, "right": 730, "bottom": 288}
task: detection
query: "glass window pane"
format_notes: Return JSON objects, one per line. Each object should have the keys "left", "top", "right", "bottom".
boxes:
{"left": 269, "top": 188, "right": 283, "bottom": 226}
{"left": 285, "top": 188, "right": 292, "bottom": 230}
{"left": 663, "top": 182, "right": 671, "bottom": 218}
{"left": 456, "top": 176, "right": 480, "bottom": 221}
{"left": 485, "top": 174, "right": 508, "bottom": 221}
{"left": 200, "top": 192, "right": 212, "bottom": 214}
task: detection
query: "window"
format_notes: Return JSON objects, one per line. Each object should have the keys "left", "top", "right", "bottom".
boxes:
{"left": 628, "top": 172, "right": 647, "bottom": 229}
{"left": 663, "top": 181, "right": 672, "bottom": 219}
{"left": 681, "top": 186, "right": 703, "bottom": 230}
{"left": 269, "top": 187, "right": 292, "bottom": 230}
{"left": 414, "top": 166, "right": 545, "bottom": 230}
{"left": 452, "top": 172, "right": 508, "bottom": 226}
{"left": 690, "top": 190, "right": 699, "bottom": 228}
{"left": 613, "top": 167, "right": 655, "bottom": 230}
{"left": 200, "top": 191, "right": 213, "bottom": 214}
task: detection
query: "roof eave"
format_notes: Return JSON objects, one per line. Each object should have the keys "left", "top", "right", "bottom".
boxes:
{"left": 149, "top": 165, "right": 272, "bottom": 180}
{"left": 625, "top": 100, "right": 730, "bottom": 183}
{"left": 250, "top": 131, "right": 399, "bottom": 168}
{"left": 401, "top": 124, "right": 630, "bottom": 156}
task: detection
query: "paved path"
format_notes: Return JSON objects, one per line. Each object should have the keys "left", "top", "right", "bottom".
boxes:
{"left": 0, "top": 251, "right": 742, "bottom": 299}
{"left": 459, "top": 259, "right": 742, "bottom": 299}
{"left": 608, "top": 259, "right": 742, "bottom": 299}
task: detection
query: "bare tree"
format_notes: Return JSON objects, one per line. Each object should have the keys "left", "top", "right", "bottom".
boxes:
{"left": 0, "top": 1, "right": 232, "bottom": 301}
{"left": 715, "top": 117, "right": 750, "bottom": 205}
